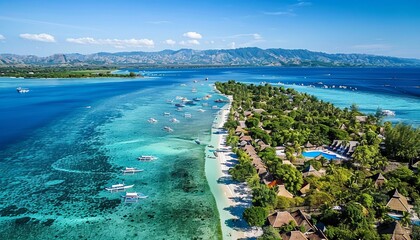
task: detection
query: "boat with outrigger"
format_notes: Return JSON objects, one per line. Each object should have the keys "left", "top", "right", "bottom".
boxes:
{"left": 122, "top": 167, "right": 144, "bottom": 175}
{"left": 122, "top": 192, "right": 148, "bottom": 203}
{"left": 105, "top": 183, "right": 134, "bottom": 193}
{"left": 138, "top": 155, "right": 158, "bottom": 161}
{"left": 170, "top": 118, "right": 180, "bottom": 123}
{"left": 381, "top": 109, "right": 396, "bottom": 116}
{"left": 163, "top": 126, "right": 174, "bottom": 132}
{"left": 148, "top": 118, "right": 158, "bottom": 123}
{"left": 16, "top": 87, "right": 30, "bottom": 93}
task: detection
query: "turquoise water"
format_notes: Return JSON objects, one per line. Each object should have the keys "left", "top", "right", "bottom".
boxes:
{"left": 302, "top": 151, "right": 339, "bottom": 160}
{"left": 0, "top": 67, "right": 419, "bottom": 239}
{"left": 0, "top": 77, "right": 224, "bottom": 239}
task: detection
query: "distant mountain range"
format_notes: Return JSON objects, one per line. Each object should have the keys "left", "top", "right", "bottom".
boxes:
{"left": 1, "top": 47, "right": 419, "bottom": 67}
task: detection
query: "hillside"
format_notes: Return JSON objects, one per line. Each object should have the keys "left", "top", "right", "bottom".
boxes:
{"left": 1, "top": 47, "right": 419, "bottom": 67}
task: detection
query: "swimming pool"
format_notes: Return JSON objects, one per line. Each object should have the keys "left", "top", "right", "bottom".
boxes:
{"left": 388, "top": 214, "right": 420, "bottom": 226}
{"left": 302, "top": 151, "right": 339, "bottom": 160}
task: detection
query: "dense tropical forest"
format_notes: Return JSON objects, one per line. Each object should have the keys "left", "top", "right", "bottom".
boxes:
{"left": 216, "top": 80, "right": 420, "bottom": 240}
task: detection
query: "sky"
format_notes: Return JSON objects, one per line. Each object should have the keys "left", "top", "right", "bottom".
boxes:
{"left": 0, "top": 0, "right": 419, "bottom": 58}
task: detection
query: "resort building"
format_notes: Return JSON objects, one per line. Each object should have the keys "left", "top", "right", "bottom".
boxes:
{"left": 377, "top": 221, "right": 411, "bottom": 240}
{"left": 386, "top": 189, "right": 411, "bottom": 214}
{"left": 290, "top": 210, "right": 316, "bottom": 235}
{"left": 268, "top": 211, "right": 297, "bottom": 228}
{"left": 277, "top": 184, "right": 294, "bottom": 198}
{"left": 299, "top": 183, "right": 311, "bottom": 195}
{"left": 369, "top": 172, "right": 387, "bottom": 188}
{"left": 302, "top": 165, "right": 323, "bottom": 178}
{"left": 281, "top": 231, "right": 308, "bottom": 240}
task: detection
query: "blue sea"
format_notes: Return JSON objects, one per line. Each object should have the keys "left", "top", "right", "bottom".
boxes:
{"left": 0, "top": 67, "right": 419, "bottom": 239}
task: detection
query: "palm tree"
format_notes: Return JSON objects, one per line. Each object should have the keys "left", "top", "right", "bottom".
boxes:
{"left": 400, "top": 211, "right": 411, "bottom": 227}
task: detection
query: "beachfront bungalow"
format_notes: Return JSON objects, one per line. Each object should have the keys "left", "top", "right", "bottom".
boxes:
{"left": 281, "top": 231, "right": 308, "bottom": 240}
{"left": 377, "top": 221, "right": 411, "bottom": 240}
{"left": 386, "top": 189, "right": 411, "bottom": 214}
{"left": 369, "top": 172, "right": 387, "bottom": 188}
{"left": 268, "top": 211, "right": 297, "bottom": 228}
{"left": 277, "top": 185, "right": 294, "bottom": 199}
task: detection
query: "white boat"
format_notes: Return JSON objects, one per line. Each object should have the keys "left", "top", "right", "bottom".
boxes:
{"left": 197, "top": 109, "right": 206, "bottom": 112}
{"left": 163, "top": 126, "right": 174, "bottom": 132}
{"left": 381, "top": 110, "right": 396, "bottom": 116}
{"left": 166, "top": 99, "right": 174, "bottom": 104}
{"left": 184, "top": 113, "right": 192, "bottom": 118}
{"left": 170, "top": 118, "right": 180, "bottom": 123}
{"left": 212, "top": 106, "right": 219, "bottom": 109}
{"left": 192, "top": 88, "right": 197, "bottom": 93}
{"left": 138, "top": 155, "right": 158, "bottom": 161}
{"left": 148, "top": 118, "right": 158, "bottom": 123}
{"left": 122, "top": 192, "right": 148, "bottom": 203}
{"left": 16, "top": 87, "right": 30, "bottom": 93}
{"left": 122, "top": 167, "right": 144, "bottom": 174}
{"left": 195, "top": 133, "right": 201, "bottom": 145}
{"left": 163, "top": 112, "right": 171, "bottom": 116}
{"left": 105, "top": 183, "right": 134, "bottom": 192}
{"left": 180, "top": 84, "right": 187, "bottom": 87}
{"left": 176, "top": 107, "right": 183, "bottom": 112}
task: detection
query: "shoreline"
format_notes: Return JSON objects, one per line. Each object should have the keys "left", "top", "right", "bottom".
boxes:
{"left": 205, "top": 93, "right": 261, "bottom": 239}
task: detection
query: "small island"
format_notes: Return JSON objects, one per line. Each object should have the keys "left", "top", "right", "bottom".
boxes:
{"left": 0, "top": 66, "right": 140, "bottom": 78}
{"left": 215, "top": 80, "right": 420, "bottom": 240}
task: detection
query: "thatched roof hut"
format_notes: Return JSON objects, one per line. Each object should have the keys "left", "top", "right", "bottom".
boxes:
{"left": 369, "top": 172, "right": 387, "bottom": 188}
{"left": 386, "top": 189, "right": 410, "bottom": 213}
{"left": 281, "top": 231, "right": 308, "bottom": 240}
{"left": 277, "top": 185, "right": 294, "bottom": 198}
{"left": 267, "top": 211, "right": 297, "bottom": 228}
{"left": 377, "top": 221, "right": 411, "bottom": 240}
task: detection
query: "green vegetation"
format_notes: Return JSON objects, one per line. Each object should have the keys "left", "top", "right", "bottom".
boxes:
{"left": 216, "top": 80, "right": 420, "bottom": 240}
{"left": 0, "top": 66, "right": 141, "bottom": 78}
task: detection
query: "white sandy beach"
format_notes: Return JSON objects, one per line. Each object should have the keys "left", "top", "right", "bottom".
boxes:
{"left": 205, "top": 95, "right": 263, "bottom": 239}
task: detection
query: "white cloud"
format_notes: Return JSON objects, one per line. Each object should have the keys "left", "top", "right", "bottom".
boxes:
{"left": 179, "top": 39, "right": 200, "bottom": 46}
{"left": 0, "top": 34, "right": 5, "bottom": 40}
{"left": 252, "top": 34, "right": 262, "bottom": 40}
{"left": 164, "top": 39, "right": 176, "bottom": 45}
{"left": 183, "top": 31, "right": 202, "bottom": 39}
{"left": 262, "top": 10, "right": 296, "bottom": 16}
{"left": 66, "top": 37, "right": 96, "bottom": 44}
{"left": 66, "top": 37, "right": 155, "bottom": 48}
{"left": 19, "top": 33, "right": 56, "bottom": 42}
{"left": 228, "top": 42, "right": 236, "bottom": 49}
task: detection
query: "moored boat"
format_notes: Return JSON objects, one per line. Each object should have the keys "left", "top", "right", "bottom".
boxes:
{"left": 105, "top": 183, "right": 134, "bottom": 192}
{"left": 16, "top": 87, "right": 30, "bottom": 93}
{"left": 122, "top": 192, "right": 148, "bottom": 203}
{"left": 148, "top": 118, "right": 158, "bottom": 123}
{"left": 122, "top": 167, "right": 144, "bottom": 174}
{"left": 163, "top": 126, "right": 174, "bottom": 132}
{"left": 138, "top": 155, "right": 158, "bottom": 161}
